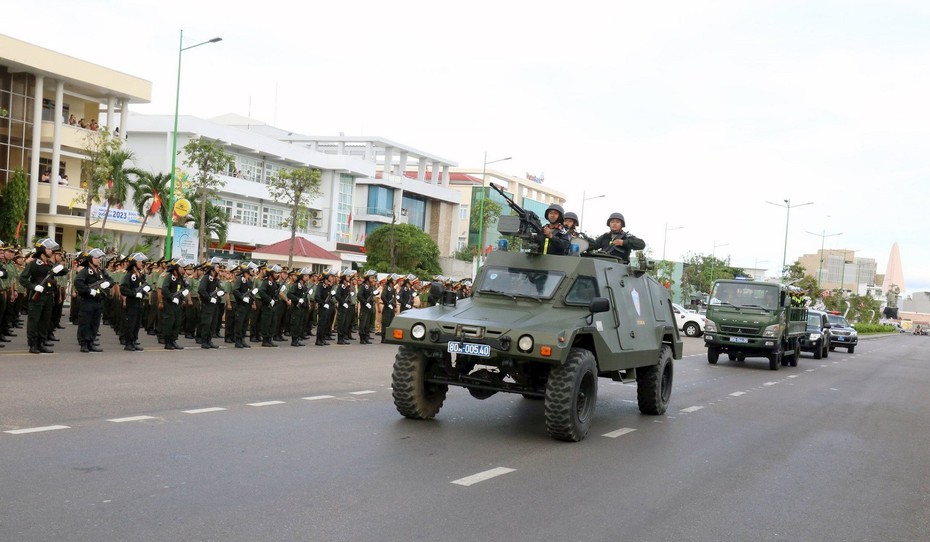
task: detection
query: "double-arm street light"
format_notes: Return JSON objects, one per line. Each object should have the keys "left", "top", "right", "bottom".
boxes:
{"left": 766, "top": 198, "right": 813, "bottom": 277}
{"left": 579, "top": 191, "right": 606, "bottom": 230}
{"left": 806, "top": 229, "right": 843, "bottom": 293}
{"left": 662, "top": 223, "right": 684, "bottom": 261}
{"left": 165, "top": 30, "right": 222, "bottom": 260}
{"left": 476, "top": 152, "right": 511, "bottom": 262}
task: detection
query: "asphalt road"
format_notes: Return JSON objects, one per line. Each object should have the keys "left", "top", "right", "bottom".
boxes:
{"left": 2, "top": 329, "right": 928, "bottom": 542}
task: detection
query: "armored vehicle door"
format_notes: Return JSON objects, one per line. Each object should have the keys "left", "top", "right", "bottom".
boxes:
{"left": 601, "top": 264, "right": 656, "bottom": 351}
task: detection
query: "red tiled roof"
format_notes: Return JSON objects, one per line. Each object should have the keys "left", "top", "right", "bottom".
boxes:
{"left": 255, "top": 237, "right": 340, "bottom": 261}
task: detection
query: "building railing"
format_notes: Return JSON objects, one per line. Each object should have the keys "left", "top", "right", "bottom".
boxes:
{"left": 355, "top": 206, "right": 394, "bottom": 218}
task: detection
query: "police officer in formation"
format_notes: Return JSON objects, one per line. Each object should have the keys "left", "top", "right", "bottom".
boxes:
{"left": 73, "top": 248, "right": 114, "bottom": 353}
{"left": 19, "top": 238, "right": 67, "bottom": 354}
{"left": 379, "top": 275, "right": 397, "bottom": 343}
{"left": 159, "top": 258, "right": 190, "bottom": 350}
{"left": 231, "top": 262, "right": 258, "bottom": 348}
{"left": 286, "top": 268, "right": 311, "bottom": 347}
{"left": 119, "top": 252, "right": 150, "bottom": 352}
{"left": 357, "top": 270, "right": 377, "bottom": 344}
{"left": 314, "top": 272, "right": 336, "bottom": 346}
{"left": 197, "top": 257, "right": 225, "bottom": 349}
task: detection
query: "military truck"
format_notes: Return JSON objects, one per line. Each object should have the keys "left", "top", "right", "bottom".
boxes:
{"left": 702, "top": 279, "right": 808, "bottom": 370}
{"left": 384, "top": 187, "right": 681, "bottom": 441}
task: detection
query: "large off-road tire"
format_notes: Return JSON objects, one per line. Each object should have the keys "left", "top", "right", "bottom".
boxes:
{"left": 768, "top": 342, "right": 783, "bottom": 371}
{"left": 544, "top": 348, "right": 598, "bottom": 442}
{"left": 813, "top": 340, "right": 823, "bottom": 359}
{"left": 708, "top": 347, "right": 719, "bottom": 365}
{"left": 848, "top": 345, "right": 855, "bottom": 354}
{"left": 683, "top": 322, "right": 701, "bottom": 337}
{"left": 638, "top": 345, "right": 673, "bottom": 416}
{"left": 392, "top": 346, "right": 448, "bottom": 419}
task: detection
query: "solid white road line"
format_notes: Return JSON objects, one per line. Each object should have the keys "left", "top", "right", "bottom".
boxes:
{"left": 729, "top": 391, "right": 747, "bottom": 397}
{"left": 603, "top": 427, "right": 637, "bottom": 438}
{"left": 680, "top": 406, "right": 704, "bottom": 413}
{"left": 182, "top": 407, "right": 227, "bottom": 414}
{"left": 5, "top": 425, "right": 70, "bottom": 435}
{"left": 107, "top": 415, "right": 156, "bottom": 423}
{"left": 303, "top": 395, "right": 335, "bottom": 401}
{"left": 451, "top": 467, "right": 516, "bottom": 487}
{"left": 247, "top": 401, "right": 285, "bottom": 407}
{"left": 349, "top": 390, "right": 376, "bottom": 395}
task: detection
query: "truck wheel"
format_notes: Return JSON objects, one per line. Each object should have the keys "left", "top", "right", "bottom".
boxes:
{"left": 737, "top": 355, "right": 746, "bottom": 362}
{"left": 848, "top": 345, "right": 855, "bottom": 354}
{"left": 638, "top": 345, "right": 673, "bottom": 416}
{"left": 683, "top": 322, "right": 701, "bottom": 337}
{"left": 707, "top": 347, "right": 719, "bottom": 364}
{"left": 823, "top": 342, "right": 829, "bottom": 358}
{"left": 545, "top": 348, "right": 598, "bottom": 442}
{"left": 813, "top": 340, "right": 823, "bottom": 360}
{"left": 392, "top": 346, "right": 448, "bottom": 420}
{"left": 768, "top": 343, "right": 782, "bottom": 370}
{"left": 789, "top": 342, "right": 800, "bottom": 367}
{"left": 727, "top": 353, "right": 736, "bottom": 361}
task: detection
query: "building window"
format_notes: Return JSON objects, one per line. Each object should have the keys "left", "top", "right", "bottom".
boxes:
{"left": 233, "top": 155, "right": 263, "bottom": 183}
{"left": 366, "top": 185, "right": 394, "bottom": 217}
{"left": 263, "top": 162, "right": 285, "bottom": 185}
{"left": 335, "top": 173, "right": 354, "bottom": 241}
{"left": 263, "top": 207, "right": 286, "bottom": 229}
{"left": 401, "top": 194, "right": 426, "bottom": 230}
{"left": 459, "top": 205, "right": 469, "bottom": 221}
{"left": 234, "top": 201, "right": 259, "bottom": 226}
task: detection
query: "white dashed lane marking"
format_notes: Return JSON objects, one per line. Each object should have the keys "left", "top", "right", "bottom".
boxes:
{"left": 603, "top": 427, "right": 637, "bottom": 438}
{"left": 183, "top": 407, "right": 226, "bottom": 414}
{"left": 729, "top": 391, "right": 747, "bottom": 397}
{"left": 348, "top": 390, "right": 376, "bottom": 395}
{"left": 303, "top": 395, "right": 335, "bottom": 401}
{"left": 680, "top": 406, "right": 704, "bottom": 413}
{"left": 248, "top": 401, "right": 285, "bottom": 407}
{"left": 451, "top": 467, "right": 516, "bottom": 487}
{"left": 108, "top": 415, "right": 156, "bottom": 423}
{"left": 764, "top": 382, "right": 777, "bottom": 386}
{"left": 5, "top": 425, "right": 70, "bottom": 435}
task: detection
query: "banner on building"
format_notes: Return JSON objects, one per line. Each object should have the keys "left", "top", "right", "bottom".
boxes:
{"left": 90, "top": 205, "right": 143, "bottom": 225}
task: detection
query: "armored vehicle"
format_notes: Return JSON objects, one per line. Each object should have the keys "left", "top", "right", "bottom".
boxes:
{"left": 703, "top": 279, "right": 808, "bottom": 370}
{"left": 384, "top": 245, "right": 682, "bottom": 442}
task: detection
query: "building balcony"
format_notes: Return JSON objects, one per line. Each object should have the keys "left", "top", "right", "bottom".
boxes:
{"left": 354, "top": 206, "right": 394, "bottom": 224}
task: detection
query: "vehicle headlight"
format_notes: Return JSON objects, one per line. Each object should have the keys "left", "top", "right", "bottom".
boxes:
{"left": 704, "top": 319, "right": 717, "bottom": 333}
{"left": 518, "top": 334, "right": 534, "bottom": 353}
{"left": 809, "top": 333, "right": 822, "bottom": 341}
{"left": 411, "top": 323, "right": 426, "bottom": 340}
{"left": 762, "top": 324, "right": 781, "bottom": 338}
{"left": 849, "top": 330, "right": 858, "bottom": 337}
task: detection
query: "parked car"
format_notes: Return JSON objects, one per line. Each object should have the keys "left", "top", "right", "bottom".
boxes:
{"left": 672, "top": 303, "right": 705, "bottom": 337}
{"left": 799, "top": 309, "right": 831, "bottom": 359}
{"left": 827, "top": 312, "right": 858, "bottom": 353}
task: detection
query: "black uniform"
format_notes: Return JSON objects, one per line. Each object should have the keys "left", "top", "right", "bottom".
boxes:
{"left": 358, "top": 281, "right": 375, "bottom": 344}
{"left": 160, "top": 271, "right": 188, "bottom": 349}
{"left": 19, "top": 257, "right": 60, "bottom": 353}
{"left": 231, "top": 274, "right": 253, "bottom": 348}
{"left": 198, "top": 273, "right": 222, "bottom": 349}
{"left": 314, "top": 280, "right": 333, "bottom": 346}
{"left": 593, "top": 230, "right": 646, "bottom": 263}
{"left": 257, "top": 275, "right": 278, "bottom": 346}
{"left": 286, "top": 280, "right": 308, "bottom": 346}
{"left": 74, "top": 264, "right": 112, "bottom": 352}
{"left": 380, "top": 283, "right": 396, "bottom": 342}
{"left": 334, "top": 280, "right": 351, "bottom": 344}
{"left": 544, "top": 224, "right": 572, "bottom": 255}
{"left": 119, "top": 266, "right": 148, "bottom": 351}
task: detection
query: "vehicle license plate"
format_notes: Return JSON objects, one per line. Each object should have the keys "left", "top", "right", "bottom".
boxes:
{"left": 730, "top": 337, "right": 749, "bottom": 343}
{"left": 837, "top": 336, "right": 845, "bottom": 341}
{"left": 447, "top": 341, "right": 491, "bottom": 357}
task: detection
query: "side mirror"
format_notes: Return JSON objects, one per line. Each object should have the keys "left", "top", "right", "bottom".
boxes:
{"left": 589, "top": 297, "right": 610, "bottom": 314}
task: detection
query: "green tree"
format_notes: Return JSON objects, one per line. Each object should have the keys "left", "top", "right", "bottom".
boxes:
{"left": 470, "top": 197, "right": 503, "bottom": 236}
{"left": 182, "top": 138, "right": 234, "bottom": 261}
{"left": 364, "top": 223, "right": 441, "bottom": 276}
{"left": 128, "top": 170, "right": 171, "bottom": 235}
{"left": 79, "top": 127, "right": 123, "bottom": 249}
{"left": 98, "top": 148, "right": 135, "bottom": 236}
{"left": 680, "top": 252, "right": 744, "bottom": 303}
{"left": 0, "top": 168, "right": 28, "bottom": 245}
{"left": 782, "top": 260, "right": 819, "bottom": 299}
{"left": 266, "top": 167, "right": 322, "bottom": 267}
{"left": 184, "top": 198, "right": 229, "bottom": 256}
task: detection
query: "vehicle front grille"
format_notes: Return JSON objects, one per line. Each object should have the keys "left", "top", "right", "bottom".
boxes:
{"left": 833, "top": 330, "right": 851, "bottom": 337}
{"left": 720, "top": 325, "right": 762, "bottom": 336}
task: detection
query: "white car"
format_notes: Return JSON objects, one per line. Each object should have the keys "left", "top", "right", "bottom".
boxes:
{"left": 672, "top": 303, "right": 705, "bottom": 337}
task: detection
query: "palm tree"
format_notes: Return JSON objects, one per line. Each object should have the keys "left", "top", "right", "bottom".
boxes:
{"left": 128, "top": 169, "right": 171, "bottom": 235}
{"left": 185, "top": 199, "right": 229, "bottom": 260}
{"left": 98, "top": 149, "right": 135, "bottom": 236}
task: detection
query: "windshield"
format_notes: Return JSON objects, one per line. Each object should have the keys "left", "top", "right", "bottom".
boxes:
{"left": 828, "top": 315, "right": 850, "bottom": 327}
{"left": 478, "top": 266, "right": 565, "bottom": 299}
{"left": 710, "top": 283, "right": 780, "bottom": 309}
{"left": 807, "top": 314, "right": 822, "bottom": 327}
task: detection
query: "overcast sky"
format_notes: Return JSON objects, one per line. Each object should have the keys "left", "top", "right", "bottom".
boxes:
{"left": 5, "top": 0, "right": 929, "bottom": 292}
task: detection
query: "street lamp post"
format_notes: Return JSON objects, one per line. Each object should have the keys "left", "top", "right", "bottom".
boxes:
{"left": 476, "top": 152, "right": 511, "bottom": 263}
{"left": 766, "top": 198, "right": 813, "bottom": 277}
{"left": 710, "top": 241, "right": 729, "bottom": 284}
{"left": 806, "top": 229, "right": 843, "bottom": 293}
{"left": 662, "top": 223, "right": 684, "bottom": 261}
{"left": 579, "top": 191, "right": 605, "bottom": 230}
{"left": 164, "top": 30, "right": 222, "bottom": 260}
